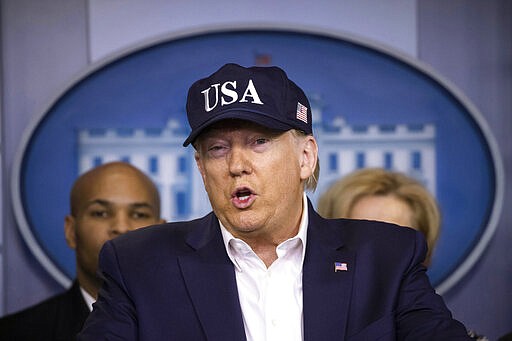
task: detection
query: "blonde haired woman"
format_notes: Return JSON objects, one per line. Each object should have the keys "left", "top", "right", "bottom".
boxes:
{"left": 318, "top": 167, "right": 441, "bottom": 266}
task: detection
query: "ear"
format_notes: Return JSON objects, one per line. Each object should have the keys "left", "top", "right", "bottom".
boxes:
{"left": 64, "top": 215, "right": 77, "bottom": 249}
{"left": 299, "top": 135, "right": 318, "bottom": 181}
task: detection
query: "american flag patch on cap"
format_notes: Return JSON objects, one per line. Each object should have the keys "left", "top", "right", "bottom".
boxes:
{"left": 296, "top": 102, "right": 308, "bottom": 123}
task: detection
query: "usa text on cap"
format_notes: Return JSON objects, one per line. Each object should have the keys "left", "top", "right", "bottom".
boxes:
{"left": 183, "top": 63, "right": 312, "bottom": 146}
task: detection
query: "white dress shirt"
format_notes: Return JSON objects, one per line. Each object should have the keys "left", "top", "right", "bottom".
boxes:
{"left": 79, "top": 286, "right": 95, "bottom": 312}
{"left": 220, "top": 194, "right": 308, "bottom": 341}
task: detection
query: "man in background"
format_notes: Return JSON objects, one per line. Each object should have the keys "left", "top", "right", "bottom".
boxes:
{"left": 0, "top": 161, "right": 164, "bottom": 340}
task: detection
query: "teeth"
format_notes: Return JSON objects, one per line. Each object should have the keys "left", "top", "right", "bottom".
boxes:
{"left": 238, "top": 195, "right": 250, "bottom": 201}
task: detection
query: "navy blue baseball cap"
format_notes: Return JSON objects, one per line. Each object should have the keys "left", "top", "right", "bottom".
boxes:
{"left": 183, "top": 63, "right": 312, "bottom": 146}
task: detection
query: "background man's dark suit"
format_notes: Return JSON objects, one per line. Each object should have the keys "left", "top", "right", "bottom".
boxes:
{"left": 0, "top": 281, "right": 89, "bottom": 340}
{"left": 79, "top": 200, "right": 469, "bottom": 340}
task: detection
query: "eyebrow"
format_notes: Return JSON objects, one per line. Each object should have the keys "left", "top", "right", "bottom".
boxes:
{"left": 85, "top": 199, "right": 155, "bottom": 209}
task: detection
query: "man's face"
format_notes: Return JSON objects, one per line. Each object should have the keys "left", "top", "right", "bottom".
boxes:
{"left": 194, "top": 120, "right": 317, "bottom": 240}
{"left": 65, "top": 167, "right": 163, "bottom": 293}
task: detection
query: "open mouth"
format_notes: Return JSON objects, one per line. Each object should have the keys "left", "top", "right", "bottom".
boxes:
{"left": 231, "top": 187, "right": 255, "bottom": 208}
{"left": 235, "top": 188, "right": 252, "bottom": 202}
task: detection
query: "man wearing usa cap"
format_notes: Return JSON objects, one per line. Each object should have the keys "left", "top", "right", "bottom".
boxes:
{"left": 79, "top": 63, "right": 471, "bottom": 340}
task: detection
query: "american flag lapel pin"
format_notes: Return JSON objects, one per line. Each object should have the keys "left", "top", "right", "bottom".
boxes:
{"left": 334, "top": 262, "right": 348, "bottom": 272}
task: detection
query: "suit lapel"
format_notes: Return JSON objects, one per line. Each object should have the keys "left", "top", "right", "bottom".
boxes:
{"left": 178, "top": 215, "right": 246, "bottom": 341}
{"left": 303, "top": 206, "right": 355, "bottom": 341}
{"left": 54, "top": 280, "right": 90, "bottom": 340}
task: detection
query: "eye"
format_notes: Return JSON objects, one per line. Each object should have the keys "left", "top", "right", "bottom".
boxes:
{"left": 254, "top": 138, "right": 269, "bottom": 145}
{"left": 89, "top": 209, "right": 109, "bottom": 219}
{"left": 131, "top": 211, "right": 152, "bottom": 220}
{"left": 250, "top": 136, "right": 272, "bottom": 152}
{"left": 206, "top": 143, "right": 229, "bottom": 158}
{"left": 208, "top": 144, "right": 225, "bottom": 151}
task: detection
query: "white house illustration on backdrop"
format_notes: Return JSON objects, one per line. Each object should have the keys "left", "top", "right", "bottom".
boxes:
{"left": 77, "top": 102, "right": 436, "bottom": 222}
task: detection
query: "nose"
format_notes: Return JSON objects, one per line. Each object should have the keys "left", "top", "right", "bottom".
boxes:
{"left": 110, "top": 214, "right": 131, "bottom": 236}
{"left": 227, "top": 145, "right": 253, "bottom": 176}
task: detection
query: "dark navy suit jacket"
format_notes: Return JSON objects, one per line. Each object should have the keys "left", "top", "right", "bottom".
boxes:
{"left": 0, "top": 280, "right": 90, "bottom": 341}
{"left": 79, "top": 201, "right": 471, "bottom": 340}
